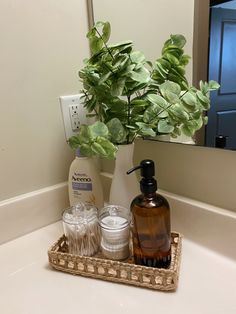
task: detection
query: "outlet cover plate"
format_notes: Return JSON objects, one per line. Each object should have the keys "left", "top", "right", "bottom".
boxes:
{"left": 59, "top": 94, "right": 87, "bottom": 140}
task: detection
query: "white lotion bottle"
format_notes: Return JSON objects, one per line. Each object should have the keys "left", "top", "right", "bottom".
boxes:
{"left": 68, "top": 149, "right": 104, "bottom": 209}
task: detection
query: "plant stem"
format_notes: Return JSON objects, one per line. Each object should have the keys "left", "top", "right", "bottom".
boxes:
{"left": 179, "top": 90, "right": 188, "bottom": 99}
{"left": 95, "top": 28, "right": 114, "bottom": 61}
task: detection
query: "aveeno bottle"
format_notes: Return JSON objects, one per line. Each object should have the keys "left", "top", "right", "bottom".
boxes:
{"left": 68, "top": 149, "right": 104, "bottom": 209}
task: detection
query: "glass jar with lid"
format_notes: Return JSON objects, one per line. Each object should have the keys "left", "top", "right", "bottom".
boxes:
{"left": 98, "top": 205, "right": 131, "bottom": 260}
{"left": 62, "top": 202, "right": 100, "bottom": 256}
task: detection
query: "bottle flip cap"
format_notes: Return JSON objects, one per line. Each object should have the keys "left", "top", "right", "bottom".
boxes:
{"left": 127, "top": 160, "right": 157, "bottom": 194}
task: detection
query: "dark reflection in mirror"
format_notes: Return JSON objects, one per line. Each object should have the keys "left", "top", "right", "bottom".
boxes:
{"left": 206, "top": 0, "right": 236, "bottom": 150}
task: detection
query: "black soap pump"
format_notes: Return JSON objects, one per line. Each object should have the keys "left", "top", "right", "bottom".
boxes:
{"left": 127, "top": 160, "right": 171, "bottom": 268}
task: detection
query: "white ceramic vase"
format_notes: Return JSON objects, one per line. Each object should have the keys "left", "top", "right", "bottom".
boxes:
{"left": 109, "top": 143, "right": 139, "bottom": 209}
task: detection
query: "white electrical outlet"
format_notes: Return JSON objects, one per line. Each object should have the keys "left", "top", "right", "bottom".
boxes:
{"left": 69, "top": 104, "right": 80, "bottom": 131}
{"left": 59, "top": 94, "right": 87, "bottom": 140}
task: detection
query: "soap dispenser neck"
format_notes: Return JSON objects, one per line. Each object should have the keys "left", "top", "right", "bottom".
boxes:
{"left": 142, "top": 191, "right": 156, "bottom": 200}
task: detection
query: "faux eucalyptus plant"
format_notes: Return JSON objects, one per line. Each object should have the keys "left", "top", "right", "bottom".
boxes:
{"left": 69, "top": 21, "right": 219, "bottom": 159}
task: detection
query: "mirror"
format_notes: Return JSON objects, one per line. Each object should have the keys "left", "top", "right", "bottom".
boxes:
{"left": 87, "top": 0, "right": 236, "bottom": 150}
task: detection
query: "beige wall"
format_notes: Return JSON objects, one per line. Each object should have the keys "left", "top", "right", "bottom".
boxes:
{"left": 0, "top": 0, "right": 89, "bottom": 201}
{"left": 92, "top": 0, "right": 194, "bottom": 82}
{"left": 1, "top": 0, "right": 236, "bottom": 215}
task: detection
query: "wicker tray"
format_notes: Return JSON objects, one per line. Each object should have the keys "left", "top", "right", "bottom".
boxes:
{"left": 48, "top": 232, "right": 182, "bottom": 291}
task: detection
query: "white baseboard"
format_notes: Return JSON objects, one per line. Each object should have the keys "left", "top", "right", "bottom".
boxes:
{"left": 0, "top": 182, "right": 69, "bottom": 244}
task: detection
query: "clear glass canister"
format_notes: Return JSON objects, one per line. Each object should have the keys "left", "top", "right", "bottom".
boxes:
{"left": 62, "top": 202, "right": 100, "bottom": 256}
{"left": 98, "top": 205, "right": 131, "bottom": 261}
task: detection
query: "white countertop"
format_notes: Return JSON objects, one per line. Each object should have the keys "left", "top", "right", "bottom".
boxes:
{"left": 0, "top": 222, "right": 236, "bottom": 314}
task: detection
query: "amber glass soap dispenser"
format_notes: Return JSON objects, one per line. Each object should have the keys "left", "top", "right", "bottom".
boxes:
{"left": 127, "top": 160, "right": 171, "bottom": 268}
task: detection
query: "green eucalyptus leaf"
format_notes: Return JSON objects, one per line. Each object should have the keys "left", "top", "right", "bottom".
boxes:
{"left": 96, "top": 136, "right": 118, "bottom": 159}
{"left": 163, "top": 47, "right": 183, "bottom": 59}
{"left": 196, "top": 91, "right": 210, "bottom": 104}
{"left": 146, "top": 60, "right": 153, "bottom": 69}
{"left": 208, "top": 80, "right": 220, "bottom": 90}
{"left": 156, "top": 58, "right": 171, "bottom": 71}
{"left": 108, "top": 40, "right": 133, "bottom": 49}
{"left": 176, "top": 65, "right": 185, "bottom": 76}
{"left": 97, "top": 136, "right": 117, "bottom": 150}
{"left": 181, "top": 118, "right": 202, "bottom": 137}
{"left": 169, "top": 104, "right": 189, "bottom": 121}
{"left": 155, "top": 63, "right": 168, "bottom": 78}
{"left": 68, "top": 136, "right": 80, "bottom": 150}
{"left": 125, "top": 81, "right": 148, "bottom": 95}
{"left": 91, "top": 142, "right": 107, "bottom": 156}
{"left": 182, "top": 91, "right": 197, "bottom": 107}
{"left": 160, "top": 81, "right": 181, "bottom": 97}
{"left": 144, "top": 103, "right": 168, "bottom": 123}
{"left": 164, "top": 90, "right": 180, "bottom": 104}
{"left": 130, "top": 99, "right": 148, "bottom": 107}
{"left": 180, "top": 54, "right": 190, "bottom": 66}
{"left": 181, "top": 124, "right": 195, "bottom": 137}
{"left": 118, "top": 64, "right": 136, "bottom": 76}
{"left": 170, "top": 34, "right": 186, "bottom": 48}
{"left": 86, "top": 27, "right": 96, "bottom": 39}
{"left": 90, "top": 37, "right": 103, "bottom": 55}
{"left": 147, "top": 94, "right": 168, "bottom": 109}
{"left": 130, "top": 51, "right": 146, "bottom": 64}
{"left": 87, "top": 47, "right": 106, "bottom": 63}
{"left": 94, "top": 21, "right": 105, "bottom": 28}
{"left": 200, "top": 80, "right": 208, "bottom": 94}
{"left": 170, "top": 67, "right": 187, "bottom": 81}
{"left": 111, "top": 77, "right": 126, "bottom": 96}
{"left": 158, "top": 119, "right": 175, "bottom": 133}
{"left": 80, "top": 144, "right": 93, "bottom": 157}
{"left": 203, "top": 116, "right": 208, "bottom": 125}
{"left": 84, "top": 97, "right": 96, "bottom": 112}
{"left": 134, "top": 62, "right": 144, "bottom": 70}
{"left": 89, "top": 121, "right": 109, "bottom": 139}
{"left": 183, "top": 103, "right": 196, "bottom": 113}
{"left": 77, "top": 125, "right": 92, "bottom": 144}
{"left": 106, "top": 118, "right": 127, "bottom": 143}
{"left": 166, "top": 73, "right": 187, "bottom": 89}
{"left": 102, "top": 21, "right": 111, "bottom": 43}
{"left": 181, "top": 80, "right": 189, "bottom": 90}
{"left": 113, "top": 55, "right": 129, "bottom": 69}
{"left": 196, "top": 91, "right": 210, "bottom": 109}
{"left": 126, "top": 125, "right": 136, "bottom": 129}
{"left": 172, "top": 126, "right": 182, "bottom": 137}
{"left": 131, "top": 106, "right": 146, "bottom": 115}
{"left": 195, "top": 117, "right": 203, "bottom": 130}
{"left": 106, "top": 99, "right": 127, "bottom": 114}
{"left": 165, "top": 53, "right": 179, "bottom": 65}
{"left": 159, "top": 81, "right": 181, "bottom": 103}
{"left": 136, "top": 122, "right": 156, "bottom": 137}
{"left": 171, "top": 66, "right": 186, "bottom": 79}
{"left": 129, "top": 67, "right": 150, "bottom": 83}
{"left": 99, "top": 72, "right": 111, "bottom": 85}
{"left": 186, "top": 117, "right": 203, "bottom": 131}
{"left": 191, "top": 110, "right": 202, "bottom": 119}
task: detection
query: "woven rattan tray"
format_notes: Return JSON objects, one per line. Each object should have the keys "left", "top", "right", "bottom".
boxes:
{"left": 48, "top": 232, "right": 182, "bottom": 291}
